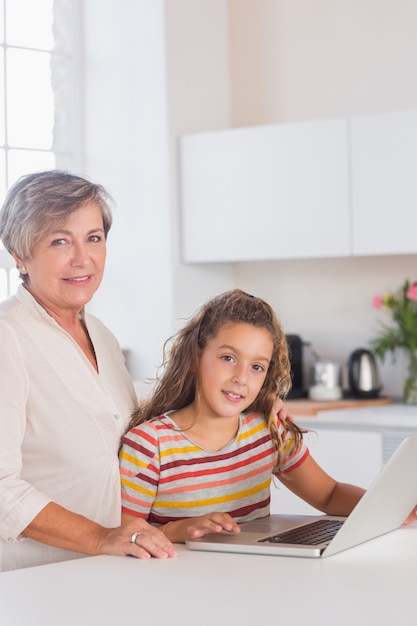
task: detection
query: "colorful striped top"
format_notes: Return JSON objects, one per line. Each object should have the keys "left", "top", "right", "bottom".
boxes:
{"left": 119, "top": 412, "right": 309, "bottom": 525}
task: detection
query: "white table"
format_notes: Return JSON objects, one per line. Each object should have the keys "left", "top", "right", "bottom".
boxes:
{"left": 1, "top": 526, "right": 417, "bottom": 626}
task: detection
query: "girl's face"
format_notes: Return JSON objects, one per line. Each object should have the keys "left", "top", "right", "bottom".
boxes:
{"left": 197, "top": 322, "right": 273, "bottom": 421}
{"left": 13, "top": 201, "right": 106, "bottom": 318}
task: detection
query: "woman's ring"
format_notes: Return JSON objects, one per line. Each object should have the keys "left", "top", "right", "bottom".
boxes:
{"left": 130, "top": 531, "right": 141, "bottom": 544}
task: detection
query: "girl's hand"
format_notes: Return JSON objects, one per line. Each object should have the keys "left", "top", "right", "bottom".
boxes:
{"left": 163, "top": 512, "right": 240, "bottom": 543}
{"left": 186, "top": 512, "right": 240, "bottom": 539}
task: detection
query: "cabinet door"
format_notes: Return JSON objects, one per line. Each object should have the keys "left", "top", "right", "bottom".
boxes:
{"left": 351, "top": 109, "right": 417, "bottom": 256}
{"left": 270, "top": 428, "right": 383, "bottom": 516}
{"left": 180, "top": 118, "right": 350, "bottom": 263}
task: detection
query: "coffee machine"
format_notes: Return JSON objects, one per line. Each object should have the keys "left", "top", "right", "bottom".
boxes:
{"left": 285, "top": 334, "right": 305, "bottom": 398}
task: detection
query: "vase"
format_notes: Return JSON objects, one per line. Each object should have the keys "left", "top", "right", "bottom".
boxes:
{"left": 403, "top": 349, "right": 417, "bottom": 405}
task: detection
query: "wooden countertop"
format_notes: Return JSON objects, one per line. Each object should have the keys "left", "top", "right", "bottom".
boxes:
{"left": 285, "top": 396, "right": 392, "bottom": 416}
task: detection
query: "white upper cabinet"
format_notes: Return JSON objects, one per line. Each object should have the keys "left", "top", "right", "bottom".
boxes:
{"left": 180, "top": 118, "right": 350, "bottom": 263}
{"left": 351, "top": 109, "right": 417, "bottom": 256}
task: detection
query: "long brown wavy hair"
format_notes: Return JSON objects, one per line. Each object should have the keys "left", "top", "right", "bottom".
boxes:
{"left": 127, "top": 289, "right": 305, "bottom": 472}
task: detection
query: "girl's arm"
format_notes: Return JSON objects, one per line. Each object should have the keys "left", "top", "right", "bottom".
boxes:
{"left": 277, "top": 454, "right": 365, "bottom": 516}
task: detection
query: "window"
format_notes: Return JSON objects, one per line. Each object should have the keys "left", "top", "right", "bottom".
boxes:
{"left": 0, "top": 0, "right": 79, "bottom": 300}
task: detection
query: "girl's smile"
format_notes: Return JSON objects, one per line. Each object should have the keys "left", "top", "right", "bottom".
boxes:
{"left": 222, "top": 390, "right": 244, "bottom": 402}
{"left": 197, "top": 322, "right": 273, "bottom": 421}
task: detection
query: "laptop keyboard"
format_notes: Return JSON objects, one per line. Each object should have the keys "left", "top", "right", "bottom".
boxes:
{"left": 258, "top": 519, "right": 345, "bottom": 546}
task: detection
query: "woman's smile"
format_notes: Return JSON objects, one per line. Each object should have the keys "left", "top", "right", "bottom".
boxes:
{"left": 16, "top": 201, "right": 106, "bottom": 322}
{"left": 62, "top": 274, "right": 92, "bottom": 282}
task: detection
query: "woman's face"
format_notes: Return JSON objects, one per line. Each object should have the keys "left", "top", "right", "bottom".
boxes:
{"left": 14, "top": 201, "right": 107, "bottom": 317}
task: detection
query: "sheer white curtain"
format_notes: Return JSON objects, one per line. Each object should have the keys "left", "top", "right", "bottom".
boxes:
{"left": 52, "top": 0, "right": 83, "bottom": 172}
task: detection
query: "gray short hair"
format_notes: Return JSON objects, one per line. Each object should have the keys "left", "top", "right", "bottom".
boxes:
{"left": 0, "top": 170, "right": 113, "bottom": 261}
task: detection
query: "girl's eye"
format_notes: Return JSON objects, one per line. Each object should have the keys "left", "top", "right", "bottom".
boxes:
{"left": 253, "top": 364, "right": 265, "bottom": 372}
{"left": 221, "top": 355, "right": 235, "bottom": 363}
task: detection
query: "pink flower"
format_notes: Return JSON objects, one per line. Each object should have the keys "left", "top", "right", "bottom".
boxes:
{"left": 372, "top": 294, "right": 384, "bottom": 310}
{"left": 406, "top": 282, "right": 417, "bottom": 302}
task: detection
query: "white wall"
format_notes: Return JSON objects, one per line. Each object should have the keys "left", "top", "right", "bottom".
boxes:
{"left": 229, "top": 0, "right": 417, "bottom": 125}
{"left": 235, "top": 255, "right": 414, "bottom": 396}
{"left": 163, "top": 0, "right": 235, "bottom": 323}
{"left": 82, "top": 0, "right": 417, "bottom": 398}
{"left": 82, "top": 0, "right": 235, "bottom": 393}
{"left": 228, "top": 0, "right": 417, "bottom": 397}
{"left": 83, "top": 0, "right": 173, "bottom": 389}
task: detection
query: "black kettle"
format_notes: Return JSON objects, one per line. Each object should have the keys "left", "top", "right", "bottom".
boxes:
{"left": 348, "top": 348, "right": 382, "bottom": 399}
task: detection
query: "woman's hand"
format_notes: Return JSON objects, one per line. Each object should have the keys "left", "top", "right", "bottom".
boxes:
{"left": 273, "top": 396, "right": 292, "bottom": 422}
{"left": 163, "top": 512, "right": 240, "bottom": 543}
{"left": 24, "top": 502, "right": 177, "bottom": 560}
{"left": 403, "top": 505, "right": 417, "bottom": 525}
{"left": 95, "top": 517, "right": 177, "bottom": 560}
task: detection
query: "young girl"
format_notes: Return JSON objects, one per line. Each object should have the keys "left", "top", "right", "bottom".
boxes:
{"left": 119, "top": 289, "right": 365, "bottom": 543}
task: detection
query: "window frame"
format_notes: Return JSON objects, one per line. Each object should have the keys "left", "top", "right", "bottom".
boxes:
{"left": 0, "top": 0, "right": 83, "bottom": 300}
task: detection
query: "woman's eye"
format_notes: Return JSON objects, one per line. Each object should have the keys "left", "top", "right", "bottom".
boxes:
{"left": 51, "top": 238, "right": 66, "bottom": 246}
{"left": 88, "top": 235, "right": 102, "bottom": 243}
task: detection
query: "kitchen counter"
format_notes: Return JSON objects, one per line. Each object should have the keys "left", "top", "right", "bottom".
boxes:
{"left": 1, "top": 531, "right": 417, "bottom": 626}
{"left": 290, "top": 403, "right": 417, "bottom": 430}
{"left": 285, "top": 396, "right": 392, "bottom": 416}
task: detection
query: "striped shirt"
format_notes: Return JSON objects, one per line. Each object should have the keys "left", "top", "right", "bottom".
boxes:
{"left": 119, "top": 412, "right": 309, "bottom": 525}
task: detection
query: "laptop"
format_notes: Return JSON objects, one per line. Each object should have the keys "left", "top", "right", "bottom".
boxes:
{"left": 186, "top": 433, "right": 417, "bottom": 558}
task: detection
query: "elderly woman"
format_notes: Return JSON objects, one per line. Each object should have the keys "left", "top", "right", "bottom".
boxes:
{"left": 0, "top": 170, "right": 176, "bottom": 571}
